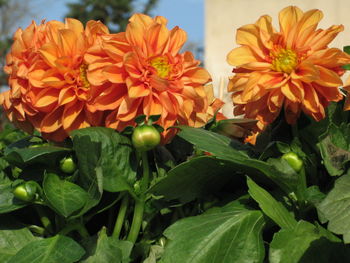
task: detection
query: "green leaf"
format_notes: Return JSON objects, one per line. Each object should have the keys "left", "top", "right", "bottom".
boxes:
{"left": 318, "top": 124, "right": 350, "bottom": 176}
{"left": 161, "top": 202, "right": 265, "bottom": 263}
{"left": 4, "top": 137, "right": 70, "bottom": 168}
{"left": 82, "top": 227, "right": 132, "bottom": 263}
{"left": 148, "top": 114, "right": 161, "bottom": 123}
{"left": 178, "top": 127, "right": 298, "bottom": 194}
{"left": 343, "top": 45, "right": 350, "bottom": 55}
{"left": 150, "top": 156, "right": 243, "bottom": 203}
{"left": 71, "top": 127, "right": 136, "bottom": 193}
{"left": 8, "top": 235, "right": 85, "bottom": 263}
{"left": 0, "top": 217, "right": 38, "bottom": 262}
{"left": 269, "top": 220, "right": 350, "bottom": 263}
{"left": 43, "top": 173, "right": 88, "bottom": 218}
{"left": 318, "top": 171, "right": 350, "bottom": 243}
{"left": 177, "top": 126, "right": 251, "bottom": 161}
{"left": 247, "top": 177, "right": 297, "bottom": 229}
{"left": 135, "top": 114, "right": 146, "bottom": 124}
{"left": 342, "top": 64, "right": 350, "bottom": 70}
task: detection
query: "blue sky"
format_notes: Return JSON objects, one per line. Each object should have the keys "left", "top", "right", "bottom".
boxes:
{"left": 17, "top": 0, "right": 204, "bottom": 44}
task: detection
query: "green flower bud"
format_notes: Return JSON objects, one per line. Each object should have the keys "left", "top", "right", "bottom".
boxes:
{"left": 60, "top": 156, "right": 77, "bottom": 174}
{"left": 282, "top": 152, "right": 303, "bottom": 172}
{"left": 13, "top": 181, "right": 37, "bottom": 202}
{"left": 132, "top": 125, "right": 161, "bottom": 152}
{"left": 158, "top": 237, "right": 167, "bottom": 247}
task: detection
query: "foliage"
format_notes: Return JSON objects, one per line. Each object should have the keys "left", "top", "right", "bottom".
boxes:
{"left": 0, "top": 100, "right": 349, "bottom": 262}
{"left": 65, "top": 0, "right": 158, "bottom": 32}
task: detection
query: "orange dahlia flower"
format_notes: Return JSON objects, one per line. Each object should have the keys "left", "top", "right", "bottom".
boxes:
{"left": 227, "top": 6, "right": 350, "bottom": 132}
{"left": 1, "top": 19, "right": 109, "bottom": 141}
{"left": 87, "top": 13, "right": 223, "bottom": 143}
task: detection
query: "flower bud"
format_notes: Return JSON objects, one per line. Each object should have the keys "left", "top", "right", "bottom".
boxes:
{"left": 60, "top": 156, "right": 77, "bottom": 174}
{"left": 13, "top": 181, "right": 37, "bottom": 202}
{"left": 132, "top": 125, "right": 161, "bottom": 152}
{"left": 281, "top": 152, "right": 303, "bottom": 172}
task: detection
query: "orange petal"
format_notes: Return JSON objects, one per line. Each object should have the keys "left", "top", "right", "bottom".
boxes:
{"left": 129, "top": 13, "right": 154, "bottom": 27}
{"left": 303, "top": 85, "right": 320, "bottom": 113}
{"left": 183, "top": 68, "right": 211, "bottom": 84}
{"left": 65, "top": 18, "right": 84, "bottom": 34}
{"left": 236, "top": 24, "right": 267, "bottom": 58}
{"left": 146, "top": 23, "right": 170, "bottom": 55}
{"left": 93, "top": 84, "right": 126, "bottom": 111}
{"left": 128, "top": 83, "right": 150, "bottom": 98}
{"left": 314, "top": 65, "right": 343, "bottom": 87}
{"left": 58, "top": 87, "right": 76, "bottom": 105}
{"left": 256, "top": 15, "right": 274, "bottom": 34}
{"left": 306, "top": 25, "right": 344, "bottom": 51}
{"left": 227, "top": 46, "right": 260, "bottom": 66}
{"left": 268, "top": 89, "right": 284, "bottom": 113}
{"left": 62, "top": 101, "right": 84, "bottom": 130}
{"left": 279, "top": 6, "right": 303, "bottom": 36}
{"left": 41, "top": 107, "right": 64, "bottom": 133}
{"left": 143, "top": 95, "right": 163, "bottom": 116}
{"left": 297, "top": 9, "right": 323, "bottom": 34}
{"left": 313, "top": 83, "right": 342, "bottom": 102}
{"left": 39, "top": 43, "right": 58, "bottom": 68}
{"left": 292, "top": 61, "right": 319, "bottom": 82}
{"left": 34, "top": 89, "right": 59, "bottom": 111}
{"left": 168, "top": 26, "right": 187, "bottom": 56}
{"left": 102, "top": 65, "right": 125, "bottom": 83}
{"left": 117, "top": 98, "right": 142, "bottom": 121}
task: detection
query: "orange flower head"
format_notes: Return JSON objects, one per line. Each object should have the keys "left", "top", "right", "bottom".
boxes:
{"left": 1, "top": 19, "right": 110, "bottom": 141}
{"left": 88, "top": 13, "right": 223, "bottom": 143}
{"left": 227, "top": 6, "right": 350, "bottom": 132}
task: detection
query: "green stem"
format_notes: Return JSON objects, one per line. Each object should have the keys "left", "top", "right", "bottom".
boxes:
{"left": 58, "top": 222, "right": 89, "bottom": 238}
{"left": 76, "top": 224, "right": 89, "bottom": 238}
{"left": 112, "top": 194, "right": 129, "bottom": 238}
{"left": 28, "top": 225, "right": 45, "bottom": 236}
{"left": 291, "top": 124, "right": 299, "bottom": 138}
{"left": 127, "top": 151, "right": 149, "bottom": 243}
{"left": 35, "top": 206, "right": 53, "bottom": 233}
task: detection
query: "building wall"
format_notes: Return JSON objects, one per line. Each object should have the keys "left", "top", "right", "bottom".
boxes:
{"left": 205, "top": 0, "right": 350, "bottom": 117}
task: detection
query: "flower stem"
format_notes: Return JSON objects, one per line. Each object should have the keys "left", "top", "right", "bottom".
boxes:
{"left": 35, "top": 206, "right": 53, "bottom": 234}
{"left": 112, "top": 193, "right": 129, "bottom": 239}
{"left": 127, "top": 151, "right": 149, "bottom": 243}
{"left": 58, "top": 221, "right": 89, "bottom": 238}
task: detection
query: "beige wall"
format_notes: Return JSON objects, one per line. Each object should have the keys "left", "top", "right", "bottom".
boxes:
{"left": 205, "top": 0, "right": 350, "bottom": 117}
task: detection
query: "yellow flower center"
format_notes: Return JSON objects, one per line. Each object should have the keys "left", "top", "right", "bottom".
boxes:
{"left": 150, "top": 56, "right": 171, "bottom": 78}
{"left": 79, "top": 63, "right": 90, "bottom": 89}
{"left": 271, "top": 49, "right": 298, "bottom": 74}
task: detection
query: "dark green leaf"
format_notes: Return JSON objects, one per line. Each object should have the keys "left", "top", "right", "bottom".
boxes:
{"left": 247, "top": 177, "right": 297, "bottom": 229}
{"left": 150, "top": 156, "right": 243, "bottom": 203}
{"left": 82, "top": 227, "right": 132, "bottom": 263}
{"left": 318, "top": 171, "right": 350, "bottom": 243}
{"left": 135, "top": 115, "right": 146, "bottom": 124}
{"left": 8, "top": 235, "right": 85, "bottom": 263}
{"left": 43, "top": 173, "right": 88, "bottom": 218}
{"left": 71, "top": 127, "right": 136, "bottom": 193}
{"left": 178, "top": 126, "right": 298, "bottom": 194}
{"left": 148, "top": 114, "right": 161, "bottom": 123}
{"left": 4, "top": 138, "right": 70, "bottom": 168}
{"left": 276, "top": 142, "right": 290, "bottom": 154}
{"left": 161, "top": 202, "right": 265, "bottom": 263}
{"left": 177, "top": 126, "right": 251, "bottom": 160}
{"left": 315, "top": 121, "right": 350, "bottom": 176}
{"left": 71, "top": 127, "right": 136, "bottom": 216}
{"left": 343, "top": 45, "right": 350, "bottom": 55}
{"left": 269, "top": 220, "right": 350, "bottom": 263}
